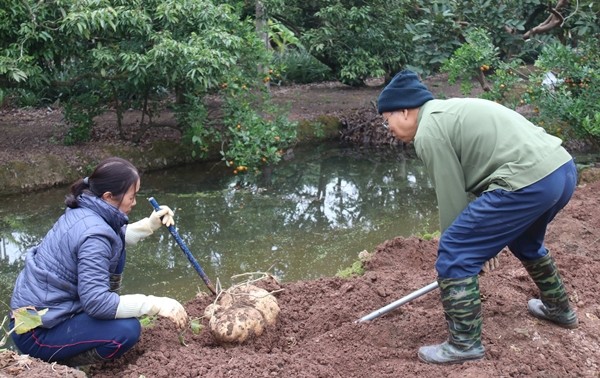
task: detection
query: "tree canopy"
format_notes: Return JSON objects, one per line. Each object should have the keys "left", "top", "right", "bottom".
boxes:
{"left": 1, "top": 0, "right": 598, "bottom": 174}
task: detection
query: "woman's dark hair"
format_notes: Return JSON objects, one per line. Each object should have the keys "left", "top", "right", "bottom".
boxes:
{"left": 65, "top": 157, "right": 140, "bottom": 208}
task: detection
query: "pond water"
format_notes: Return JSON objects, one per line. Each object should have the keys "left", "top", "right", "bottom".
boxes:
{"left": 0, "top": 142, "right": 438, "bottom": 318}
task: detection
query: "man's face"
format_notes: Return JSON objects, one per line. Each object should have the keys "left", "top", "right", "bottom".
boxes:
{"left": 382, "top": 109, "right": 418, "bottom": 143}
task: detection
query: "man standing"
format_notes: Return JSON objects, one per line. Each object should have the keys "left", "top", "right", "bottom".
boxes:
{"left": 377, "top": 70, "right": 578, "bottom": 364}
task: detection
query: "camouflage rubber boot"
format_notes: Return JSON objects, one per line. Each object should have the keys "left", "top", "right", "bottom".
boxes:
{"left": 59, "top": 348, "right": 107, "bottom": 367}
{"left": 522, "top": 253, "right": 578, "bottom": 329}
{"left": 418, "top": 276, "right": 485, "bottom": 364}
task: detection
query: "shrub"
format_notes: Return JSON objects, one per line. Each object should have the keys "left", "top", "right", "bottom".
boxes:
{"left": 63, "top": 92, "right": 103, "bottom": 145}
{"left": 178, "top": 82, "right": 298, "bottom": 180}
{"left": 441, "top": 28, "right": 500, "bottom": 95}
{"left": 220, "top": 90, "right": 298, "bottom": 179}
{"left": 272, "top": 48, "right": 333, "bottom": 85}
{"left": 523, "top": 39, "right": 600, "bottom": 142}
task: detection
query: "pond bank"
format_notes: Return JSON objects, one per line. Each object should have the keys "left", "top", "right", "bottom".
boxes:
{"left": 2, "top": 77, "right": 597, "bottom": 197}
{"left": 0, "top": 117, "right": 343, "bottom": 197}
{"left": 0, "top": 82, "right": 383, "bottom": 197}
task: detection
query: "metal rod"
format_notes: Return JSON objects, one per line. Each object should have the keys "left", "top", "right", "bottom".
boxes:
{"left": 356, "top": 281, "right": 439, "bottom": 323}
{"left": 148, "top": 197, "right": 217, "bottom": 295}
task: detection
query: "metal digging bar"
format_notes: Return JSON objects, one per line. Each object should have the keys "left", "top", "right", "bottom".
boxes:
{"left": 148, "top": 197, "right": 217, "bottom": 295}
{"left": 356, "top": 281, "right": 439, "bottom": 323}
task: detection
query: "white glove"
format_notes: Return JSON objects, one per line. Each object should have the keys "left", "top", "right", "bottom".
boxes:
{"left": 153, "top": 296, "right": 188, "bottom": 329}
{"left": 149, "top": 205, "right": 175, "bottom": 229}
{"left": 116, "top": 294, "right": 188, "bottom": 329}
{"left": 125, "top": 206, "right": 174, "bottom": 245}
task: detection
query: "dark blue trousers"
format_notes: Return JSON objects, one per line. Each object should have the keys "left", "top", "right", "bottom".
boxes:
{"left": 436, "top": 159, "right": 577, "bottom": 278}
{"left": 11, "top": 313, "right": 141, "bottom": 362}
{"left": 10, "top": 243, "right": 135, "bottom": 362}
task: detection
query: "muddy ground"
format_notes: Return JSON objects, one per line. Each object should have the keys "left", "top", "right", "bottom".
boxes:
{"left": 1, "top": 75, "right": 599, "bottom": 377}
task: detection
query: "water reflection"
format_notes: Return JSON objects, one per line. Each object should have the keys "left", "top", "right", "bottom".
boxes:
{"left": 0, "top": 142, "right": 438, "bottom": 311}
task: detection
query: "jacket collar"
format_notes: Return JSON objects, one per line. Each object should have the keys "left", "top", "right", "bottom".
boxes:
{"left": 78, "top": 194, "right": 129, "bottom": 232}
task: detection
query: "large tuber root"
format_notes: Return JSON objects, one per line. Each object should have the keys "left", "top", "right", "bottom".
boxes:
{"left": 205, "top": 284, "right": 280, "bottom": 344}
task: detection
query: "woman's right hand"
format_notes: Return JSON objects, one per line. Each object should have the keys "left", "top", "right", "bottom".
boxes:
{"left": 152, "top": 296, "right": 188, "bottom": 329}
{"left": 116, "top": 294, "right": 188, "bottom": 329}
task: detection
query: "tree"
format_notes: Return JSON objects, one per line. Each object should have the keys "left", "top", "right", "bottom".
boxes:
{"left": 301, "top": 0, "right": 414, "bottom": 86}
{"left": 1, "top": 1, "right": 267, "bottom": 134}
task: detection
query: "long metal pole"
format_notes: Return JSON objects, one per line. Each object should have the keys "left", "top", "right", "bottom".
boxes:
{"left": 356, "top": 281, "right": 439, "bottom": 323}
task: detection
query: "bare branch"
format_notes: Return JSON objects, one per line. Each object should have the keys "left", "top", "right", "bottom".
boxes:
{"left": 523, "top": 0, "right": 569, "bottom": 40}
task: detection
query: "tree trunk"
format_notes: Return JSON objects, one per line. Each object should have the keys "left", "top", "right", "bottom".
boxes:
{"left": 255, "top": 1, "right": 270, "bottom": 90}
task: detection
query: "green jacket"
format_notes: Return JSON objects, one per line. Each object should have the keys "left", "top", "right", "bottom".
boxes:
{"left": 414, "top": 98, "right": 572, "bottom": 232}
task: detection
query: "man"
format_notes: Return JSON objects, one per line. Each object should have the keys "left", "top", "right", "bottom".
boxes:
{"left": 377, "top": 70, "right": 578, "bottom": 364}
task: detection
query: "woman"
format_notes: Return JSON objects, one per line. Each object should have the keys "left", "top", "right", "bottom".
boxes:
{"left": 377, "top": 71, "right": 578, "bottom": 364}
{"left": 10, "top": 157, "right": 188, "bottom": 367}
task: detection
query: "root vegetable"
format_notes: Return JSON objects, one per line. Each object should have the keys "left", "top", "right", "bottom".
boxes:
{"left": 206, "top": 284, "right": 280, "bottom": 344}
{"left": 209, "top": 304, "right": 265, "bottom": 344}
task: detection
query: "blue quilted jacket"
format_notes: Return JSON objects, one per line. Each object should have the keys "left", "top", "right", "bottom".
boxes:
{"left": 10, "top": 194, "right": 128, "bottom": 328}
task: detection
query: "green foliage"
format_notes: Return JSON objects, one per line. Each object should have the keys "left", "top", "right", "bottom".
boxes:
{"left": 178, "top": 79, "right": 298, "bottom": 178}
{"left": 416, "top": 230, "right": 441, "bottom": 241}
{"left": 0, "top": 318, "right": 7, "bottom": 347}
{"left": 2, "top": 0, "right": 599, "bottom": 162}
{"left": 12, "top": 89, "right": 41, "bottom": 108}
{"left": 0, "top": 0, "right": 307, "bottom": 173}
{"left": 406, "top": 0, "right": 598, "bottom": 72}
{"left": 220, "top": 88, "right": 298, "bottom": 179}
{"left": 267, "top": 19, "right": 301, "bottom": 52}
{"left": 272, "top": 48, "right": 333, "bottom": 85}
{"left": 445, "top": 0, "right": 538, "bottom": 60}
{"left": 178, "top": 96, "right": 211, "bottom": 157}
{"left": 336, "top": 260, "right": 365, "bottom": 278}
{"left": 0, "top": 0, "right": 259, "bottom": 138}
{"left": 405, "top": 2, "right": 464, "bottom": 75}
{"left": 139, "top": 315, "right": 157, "bottom": 328}
{"left": 441, "top": 28, "right": 501, "bottom": 95}
{"left": 434, "top": 0, "right": 599, "bottom": 142}
{"left": 190, "top": 317, "right": 203, "bottom": 334}
{"left": 10, "top": 307, "right": 47, "bottom": 335}
{"left": 568, "top": 1, "right": 600, "bottom": 38}
{"left": 63, "top": 91, "right": 104, "bottom": 145}
{"left": 302, "top": 0, "right": 413, "bottom": 86}
{"left": 523, "top": 39, "right": 600, "bottom": 141}
{"left": 479, "top": 61, "right": 527, "bottom": 109}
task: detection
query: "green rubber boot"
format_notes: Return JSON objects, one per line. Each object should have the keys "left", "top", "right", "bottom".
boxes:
{"left": 418, "top": 276, "right": 485, "bottom": 364}
{"left": 522, "top": 253, "right": 578, "bottom": 329}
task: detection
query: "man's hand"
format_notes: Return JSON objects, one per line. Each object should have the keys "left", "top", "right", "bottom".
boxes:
{"left": 481, "top": 255, "right": 500, "bottom": 274}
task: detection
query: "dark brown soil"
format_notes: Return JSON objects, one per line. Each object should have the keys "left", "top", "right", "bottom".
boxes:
{"left": 1, "top": 76, "right": 600, "bottom": 377}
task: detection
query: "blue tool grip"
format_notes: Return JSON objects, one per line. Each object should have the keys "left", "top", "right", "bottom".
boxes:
{"left": 148, "top": 197, "right": 216, "bottom": 294}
